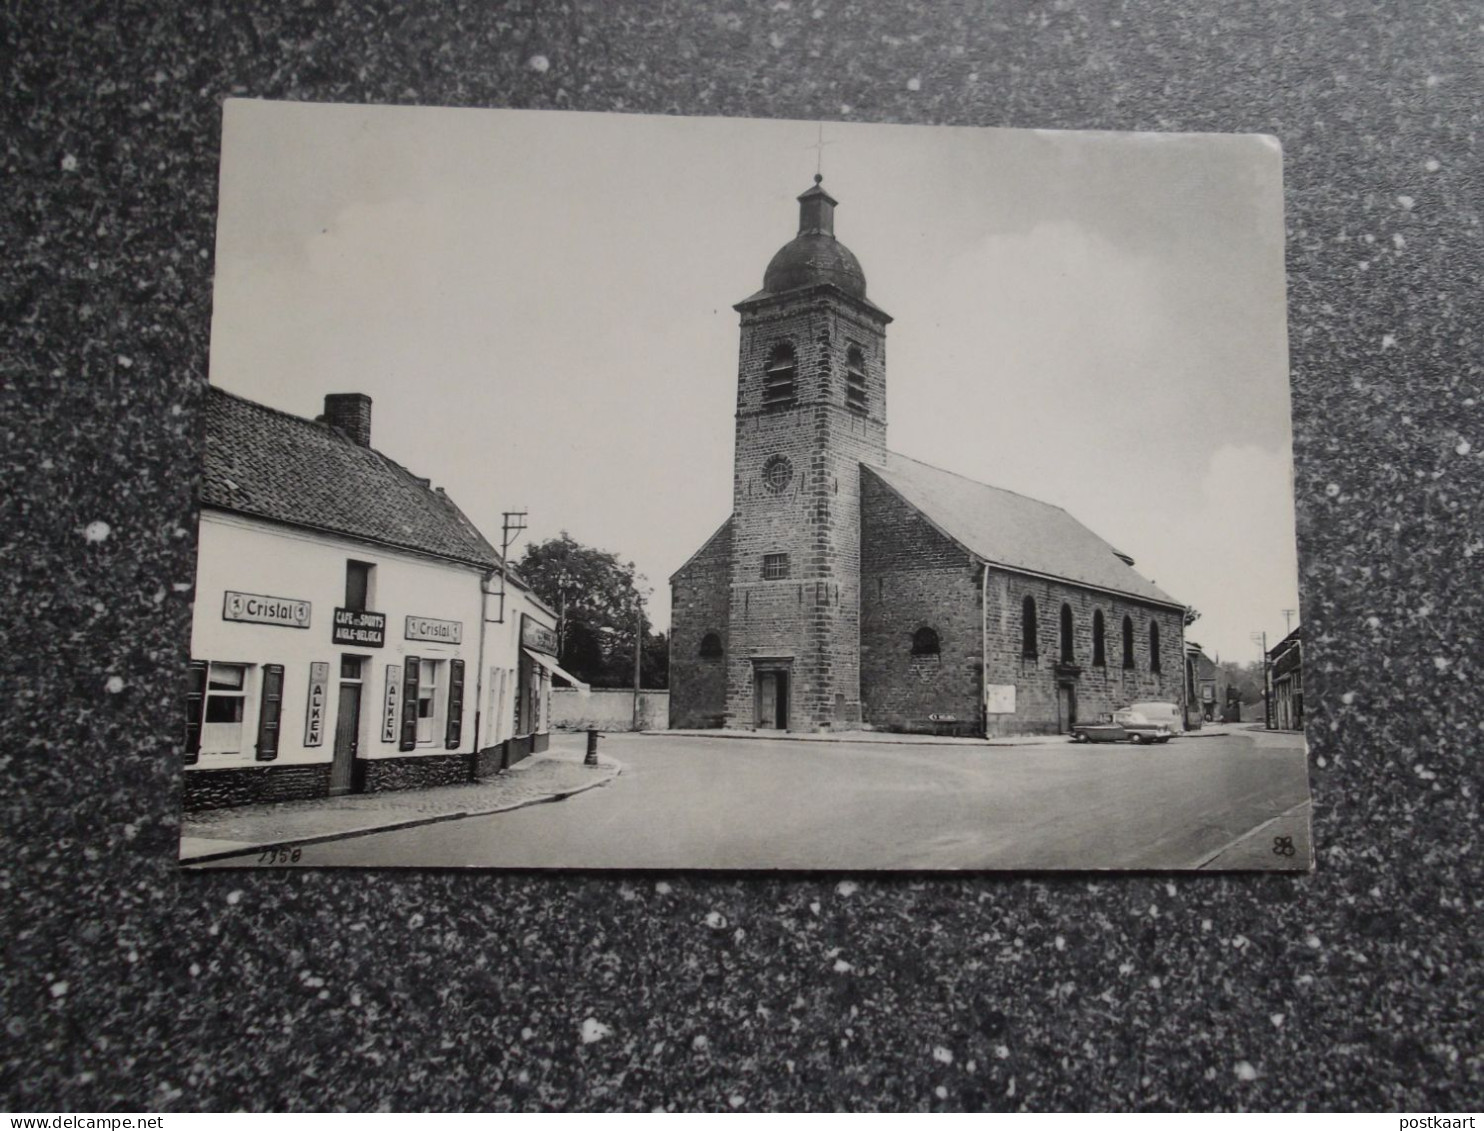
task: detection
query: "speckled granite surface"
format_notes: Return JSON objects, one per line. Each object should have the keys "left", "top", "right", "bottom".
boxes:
{"left": 3, "top": 1, "right": 1479, "bottom": 1112}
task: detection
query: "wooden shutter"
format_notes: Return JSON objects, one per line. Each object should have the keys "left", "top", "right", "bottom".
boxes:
{"left": 445, "top": 659, "right": 465, "bottom": 750}
{"left": 400, "top": 657, "right": 420, "bottom": 752}
{"left": 254, "top": 663, "right": 285, "bottom": 761}
{"left": 184, "top": 660, "right": 207, "bottom": 764}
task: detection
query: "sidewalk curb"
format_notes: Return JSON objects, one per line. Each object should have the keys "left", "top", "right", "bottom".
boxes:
{"left": 1190, "top": 798, "right": 1313, "bottom": 871}
{"left": 642, "top": 729, "right": 1071, "bottom": 749}
{"left": 180, "top": 756, "right": 625, "bottom": 866}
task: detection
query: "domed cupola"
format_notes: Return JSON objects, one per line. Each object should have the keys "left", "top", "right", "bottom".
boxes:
{"left": 761, "top": 176, "right": 868, "bottom": 299}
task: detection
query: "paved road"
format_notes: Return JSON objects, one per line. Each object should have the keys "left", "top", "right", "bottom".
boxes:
{"left": 207, "top": 727, "right": 1311, "bottom": 871}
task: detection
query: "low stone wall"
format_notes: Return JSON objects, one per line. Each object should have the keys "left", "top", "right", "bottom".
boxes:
{"left": 552, "top": 688, "right": 670, "bottom": 731}
{"left": 358, "top": 753, "right": 472, "bottom": 794}
{"left": 182, "top": 764, "right": 332, "bottom": 811}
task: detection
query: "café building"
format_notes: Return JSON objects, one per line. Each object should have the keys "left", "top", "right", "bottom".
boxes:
{"left": 185, "top": 388, "right": 581, "bottom": 810}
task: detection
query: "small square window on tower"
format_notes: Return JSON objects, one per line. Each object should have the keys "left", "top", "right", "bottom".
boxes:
{"left": 762, "top": 553, "right": 791, "bottom": 580}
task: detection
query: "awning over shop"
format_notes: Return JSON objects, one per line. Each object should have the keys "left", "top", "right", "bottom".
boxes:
{"left": 522, "top": 648, "right": 591, "bottom": 695}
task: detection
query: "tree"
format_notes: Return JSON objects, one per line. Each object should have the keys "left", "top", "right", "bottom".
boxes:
{"left": 1216, "top": 660, "right": 1265, "bottom": 706}
{"left": 642, "top": 631, "right": 670, "bottom": 690}
{"left": 516, "top": 532, "right": 662, "bottom": 689}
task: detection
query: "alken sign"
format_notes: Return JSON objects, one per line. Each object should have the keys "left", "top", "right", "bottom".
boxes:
{"left": 223, "top": 591, "right": 310, "bottom": 629}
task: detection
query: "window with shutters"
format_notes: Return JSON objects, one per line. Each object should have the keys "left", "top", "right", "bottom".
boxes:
{"left": 201, "top": 662, "right": 249, "bottom": 754}
{"left": 416, "top": 658, "right": 442, "bottom": 745}
{"left": 846, "top": 346, "right": 868, "bottom": 413}
{"left": 445, "top": 659, "right": 466, "bottom": 749}
{"left": 763, "top": 343, "right": 797, "bottom": 409}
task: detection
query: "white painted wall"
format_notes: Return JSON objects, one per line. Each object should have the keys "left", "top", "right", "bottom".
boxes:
{"left": 476, "top": 579, "right": 557, "bottom": 749}
{"left": 191, "top": 511, "right": 490, "bottom": 770}
{"left": 551, "top": 688, "right": 670, "bottom": 731}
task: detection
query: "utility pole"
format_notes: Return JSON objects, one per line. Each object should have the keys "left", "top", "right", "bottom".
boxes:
{"left": 632, "top": 596, "right": 643, "bottom": 732}
{"left": 1282, "top": 608, "right": 1296, "bottom": 634}
{"left": 1251, "top": 630, "right": 1271, "bottom": 730}
{"left": 496, "top": 510, "right": 527, "bottom": 625}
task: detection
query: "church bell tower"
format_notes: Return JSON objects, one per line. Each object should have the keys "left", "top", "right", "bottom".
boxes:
{"left": 725, "top": 176, "right": 892, "bottom": 731}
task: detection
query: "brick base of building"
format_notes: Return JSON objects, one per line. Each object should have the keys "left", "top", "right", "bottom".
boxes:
{"left": 182, "top": 764, "right": 332, "bottom": 811}
{"left": 358, "top": 753, "right": 473, "bottom": 793}
{"left": 472, "top": 732, "right": 551, "bottom": 779}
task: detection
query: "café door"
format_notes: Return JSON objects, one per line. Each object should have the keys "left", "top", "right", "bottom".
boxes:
{"left": 331, "top": 683, "right": 362, "bottom": 796}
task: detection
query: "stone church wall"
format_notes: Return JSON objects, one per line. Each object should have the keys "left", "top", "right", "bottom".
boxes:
{"left": 982, "top": 569, "right": 1186, "bottom": 737}
{"left": 668, "top": 521, "right": 732, "bottom": 729}
{"left": 860, "top": 471, "right": 984, "bottom": 734}
{"left": 725, "top": 291, "right": 889, "bottom": 730}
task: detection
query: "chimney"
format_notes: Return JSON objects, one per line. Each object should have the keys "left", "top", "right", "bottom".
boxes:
{"left": 322, "top": 393, "right": 372, "bottom": 448}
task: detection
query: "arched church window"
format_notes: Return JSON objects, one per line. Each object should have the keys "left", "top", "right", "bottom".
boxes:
{"left": 911, "top": 627, "right": 940, "bottom": 655}
{"left": 699, "top": 632, "right": 723, "bottom": 659}
{"left": 1060, "top": 604, "right": 1075, "bottom": 664}
{"left": 1122, "top": 615, "right": 1135, "bottom": 669}
{"left": 1149, "top": 621, "right": 1162, "bottom": 673}
{"left": 1021, "top": 596, "right": 1038, "bottom": 658}
{"left": 1092, "top": 610, "right": 1106, "bottom": 666}
{"left": 846, "top": 346, "right": 868, "bottom": 413}
{"left": 763, "top": 343, "right": 797, "bottom": 409}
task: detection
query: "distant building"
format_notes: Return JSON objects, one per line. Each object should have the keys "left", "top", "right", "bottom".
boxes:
{"left": 1184, "top": 642, "right": 1216, "bottom": 729}
{"left": 1267, "top": 625, "right": 1303, "bottom": 731}
{"left": 670, "top": 178, "right": 1188, "bottom": 736}
{"left": 185, "top": 388, "right": 583, "bottom": 810}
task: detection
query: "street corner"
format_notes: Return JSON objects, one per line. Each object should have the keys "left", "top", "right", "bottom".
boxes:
{"left": 179, "top": 747, "right": 627, "bottom": 867}
{"left": 1196, "top": 800, "right": 1313, "bottom": 872}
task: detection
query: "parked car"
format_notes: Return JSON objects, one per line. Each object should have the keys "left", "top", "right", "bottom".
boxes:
{"left": 1112, "top": 708, "right": 1174, "bottom": 744}
{"left": 1070, "top": 715, "right": 1128, "bottom": 743}
{"left": 1071, "top": 709, "right": 1174, "bottom": 744}
{"left": 1126, "top": 700, "right": 1185, "bottom": 735}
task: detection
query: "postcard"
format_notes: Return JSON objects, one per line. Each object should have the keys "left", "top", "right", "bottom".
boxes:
{"left": 181, "top": 101, "right": 1309, "bottom": 870}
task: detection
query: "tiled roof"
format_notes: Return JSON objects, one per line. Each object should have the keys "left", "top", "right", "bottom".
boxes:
{"left": 668, "top": 517, "right": 733, "bottom": 583}
{"left": 202, "top": 387, "right": 499, "bottom": 569}
{"left": 868, "top": 452, "right": 1183, "bottom": 608}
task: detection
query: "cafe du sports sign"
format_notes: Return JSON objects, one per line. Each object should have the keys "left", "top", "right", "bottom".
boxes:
{"left": 333, "top": 608, "right": 386, "bottom": 647}
{"left": 222, "top": 591, "right": 310, "bottom": 629}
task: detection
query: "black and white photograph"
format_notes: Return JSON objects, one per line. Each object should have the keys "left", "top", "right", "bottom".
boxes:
{"left": 180, "top": 100, "right": 1310, "bottom": 871}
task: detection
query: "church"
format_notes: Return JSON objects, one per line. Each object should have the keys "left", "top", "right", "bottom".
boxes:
{"left": 669, "top": 177, "right": 1189, "bottom": 737}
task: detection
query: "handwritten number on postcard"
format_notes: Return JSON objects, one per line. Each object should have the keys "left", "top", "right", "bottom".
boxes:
{"left": 257, "top": 846, "right": 303, "bottom": 864}
{"left": 1272, "top": 836, "right": 1296, "bottom": 857}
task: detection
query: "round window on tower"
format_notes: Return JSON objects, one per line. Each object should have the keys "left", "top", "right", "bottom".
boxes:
{"left": 761, "top": 455, "right": 794, "bottom": 494}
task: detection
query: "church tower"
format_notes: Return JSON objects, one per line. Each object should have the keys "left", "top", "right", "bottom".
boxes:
{"left": 725, "top": 177, "right": 892, "bottom": 731}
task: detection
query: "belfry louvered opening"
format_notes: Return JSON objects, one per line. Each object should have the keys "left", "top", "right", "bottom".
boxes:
{"left": 846, "top": 346, "right": 868, "bottom": 413}
{"left": 763, "top": 343, "right": 797, "bottom": 409}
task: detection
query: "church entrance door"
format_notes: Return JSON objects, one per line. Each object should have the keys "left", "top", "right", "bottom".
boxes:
{"left": 753, "top": 664, "right": 791, "bottom": 730}
{"left": 1056, "top": 683, "right": 1077, "bottom": 733}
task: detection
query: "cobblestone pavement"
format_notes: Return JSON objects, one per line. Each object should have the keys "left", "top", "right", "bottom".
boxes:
{"left": 180, "top": 747, "right": 621, "bottom": 864}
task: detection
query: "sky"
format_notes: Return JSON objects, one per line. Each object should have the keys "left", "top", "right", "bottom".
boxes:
{"left": 210, "top": 100, "right": 1300, "bottom": 662}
